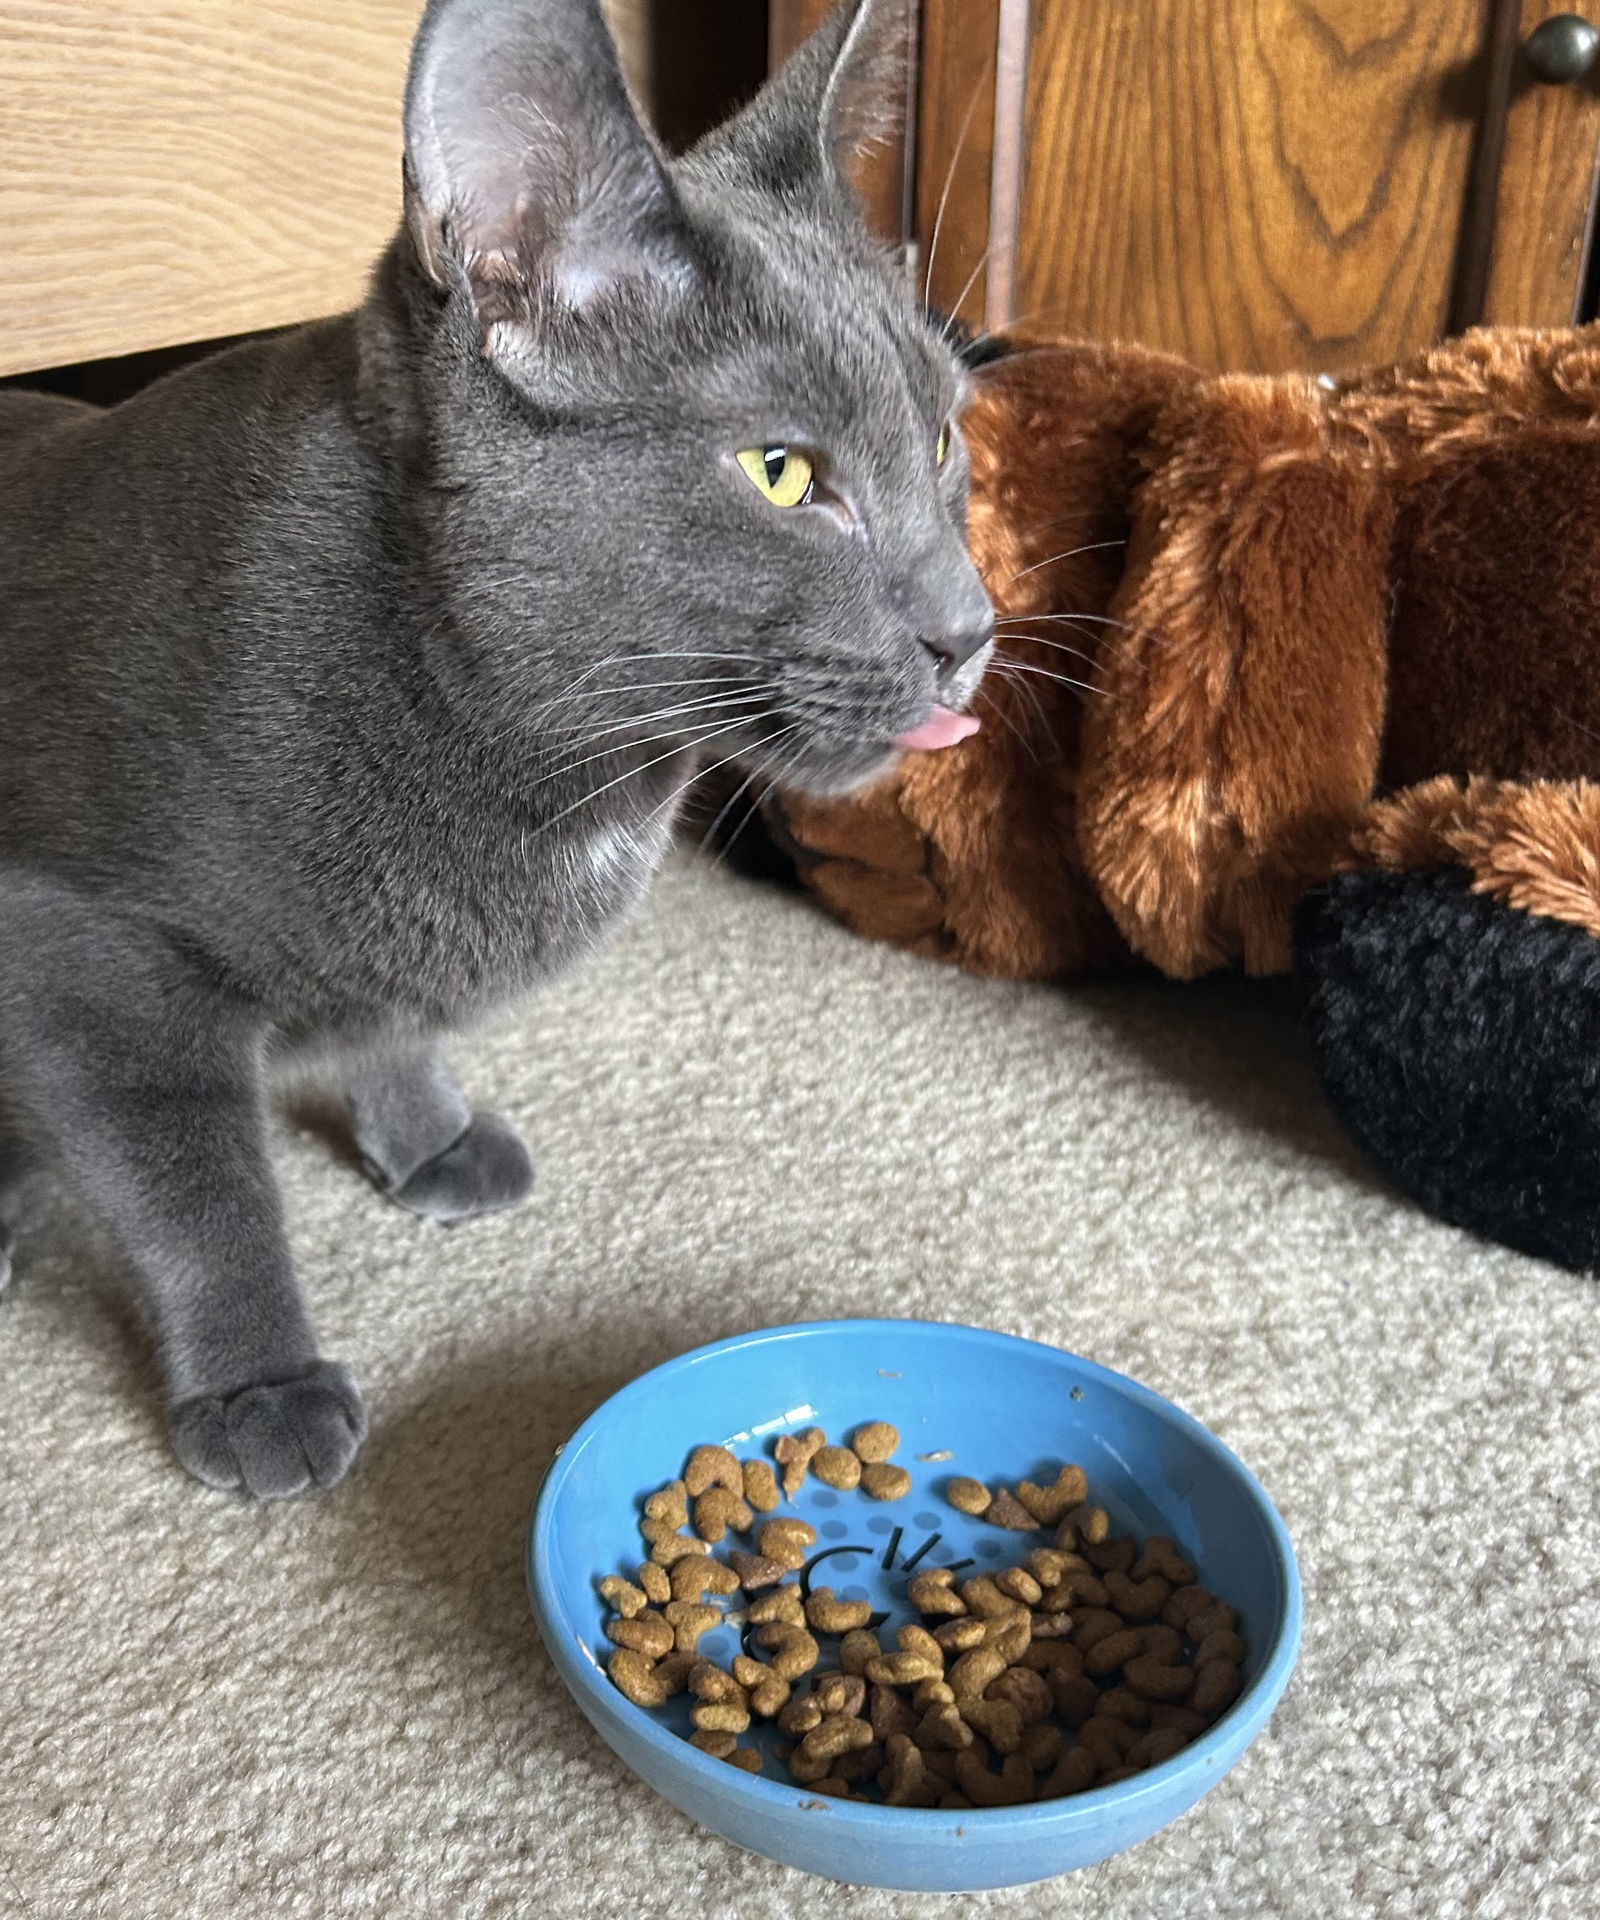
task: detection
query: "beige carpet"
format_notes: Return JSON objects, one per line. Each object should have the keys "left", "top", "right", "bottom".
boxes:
{"left": 3, "top": 855, "right": 1598, "bottom": 1918}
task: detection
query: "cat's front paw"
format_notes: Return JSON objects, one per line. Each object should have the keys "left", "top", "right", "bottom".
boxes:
{"left": 169, "top": 1362, "right": 367, "bottom": 1498}
{"left": 388, "top": 1110, "right": 535, "bottom": 1224}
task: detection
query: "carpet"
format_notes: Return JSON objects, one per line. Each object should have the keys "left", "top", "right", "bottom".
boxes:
{"left": 2, "top": 855, "right": 1596, "bottom": 1918}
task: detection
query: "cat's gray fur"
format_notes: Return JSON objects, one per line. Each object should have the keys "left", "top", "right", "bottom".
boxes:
{"left": 0, "top": 0, "right": 992, "bottom": 1496}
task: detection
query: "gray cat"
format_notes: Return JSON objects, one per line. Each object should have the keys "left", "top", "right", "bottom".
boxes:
{"left": 0, "top": 0, "right": 992, "bottom": 1497}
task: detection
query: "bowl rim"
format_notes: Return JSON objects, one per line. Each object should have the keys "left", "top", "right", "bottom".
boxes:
{"left": 527, "top": 1315, "right": 1303, "bottom": 1833}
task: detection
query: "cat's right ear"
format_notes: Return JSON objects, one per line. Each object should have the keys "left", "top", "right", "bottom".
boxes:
{"left": 402, "top": 0, "right": 696, "bottom": 327}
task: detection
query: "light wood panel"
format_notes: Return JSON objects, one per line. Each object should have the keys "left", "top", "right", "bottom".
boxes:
{"left": 1482, "top": 0, "right": 1600, "bottom": 326}
{"left": 0, "top": 0, "right": 654, "bottom": 378}
{"left": 1012, "top": 0, "right": 1486, "bottom": 372}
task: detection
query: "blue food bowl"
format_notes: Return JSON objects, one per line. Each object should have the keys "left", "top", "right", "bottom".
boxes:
{"left": 527, "top": 1319, "right": 1300, "bottom": 1893}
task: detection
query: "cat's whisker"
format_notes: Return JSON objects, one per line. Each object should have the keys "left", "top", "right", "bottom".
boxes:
{"left": 990, "top": 654, "right": 1107, "bottom": 698}
{"left": 922, "top": 65, "right": 994, "bottom": 312}
{"left": 535, "top": 712, "right": 768, "bottom": 837}
{"left": 990, "top": 632, "right": 1099, "bottom": 670}
{"left": 940, "top": 247, "right": 991, "bottom": 344}
{"left": 1001, "top": 540, "right": 1127, "bottom": 589}
{"left": 976, "top": 682, "right": 1043, "bottom": 768}
{"left": 644, "top": 720, "right": 793, "bottom": 829}
{"left": 539, "top": 689, "right": 766, "bottom": 745}
{"left": 534, "top": 707, "right": 763, "bottom": 792}
{"left": 995, "top": 610, "right": 1136, "bottom": 633}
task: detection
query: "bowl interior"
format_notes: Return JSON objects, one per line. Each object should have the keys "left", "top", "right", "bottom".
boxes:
{"left": 534, "top": 1319, "right": 1296, "bottom": 1785}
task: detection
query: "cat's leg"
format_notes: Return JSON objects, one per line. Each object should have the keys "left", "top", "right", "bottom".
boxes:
{"left": 0, "top": 893, "right": 364, "bottom": 1495}
{"left": 346, "top": 1044, "right": 534, "bottom": 1224}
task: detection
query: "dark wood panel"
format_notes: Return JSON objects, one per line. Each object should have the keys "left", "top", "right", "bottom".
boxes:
{"left": 1013, "top": 0, "right": 1486, "bottom": 372}
{"left": 1482, "top": 0, "right": 1600, "bottom": 325}
{"left": 914, "top": 0, "right": 1001, "bottom": 325}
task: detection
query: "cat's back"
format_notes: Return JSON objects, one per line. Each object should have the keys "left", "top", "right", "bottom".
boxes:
{"left": 0, "top": 389, "right": 98, "bottom": 460}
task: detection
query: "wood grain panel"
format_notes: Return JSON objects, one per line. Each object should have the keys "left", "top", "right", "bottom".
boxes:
{"left": 1482, "top": 0, "right": 1600, "bottom": 326}
{"left": 915, "top": 0, "right": 1001, "bottom": 324}
{"left": 1013, "top": 0, "right": 1487, "bottom": 372}
{"left": 0, "top": 0, "right": 655, "bottom": 379}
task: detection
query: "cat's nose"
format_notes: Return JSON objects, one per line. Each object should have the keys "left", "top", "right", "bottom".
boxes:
{"left": 921, "top": 620, "right": 994, "bottom": 672}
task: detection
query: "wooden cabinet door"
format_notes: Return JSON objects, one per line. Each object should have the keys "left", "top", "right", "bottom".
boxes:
{"left": 774, "top": 0, "right": 1600, "bottom": 374}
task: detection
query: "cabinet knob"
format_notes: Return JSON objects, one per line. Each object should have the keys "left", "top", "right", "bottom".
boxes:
{"left": 1524, "top": 13, "right": 1600, "bottom": 83}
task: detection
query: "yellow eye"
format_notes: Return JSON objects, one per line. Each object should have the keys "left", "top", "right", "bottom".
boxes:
{"left": 936, "top": 422, "right": 952, "bottom": 466}
{"left": 737, "top": 445, "right": 815, "bottom": 509}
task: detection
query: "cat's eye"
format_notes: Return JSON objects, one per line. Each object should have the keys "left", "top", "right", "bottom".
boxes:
{"left": 737, "top": 445, "right": 815, "bottom": 509}
{"left": 936, "top": 422, "right": 952, "bottom": 466}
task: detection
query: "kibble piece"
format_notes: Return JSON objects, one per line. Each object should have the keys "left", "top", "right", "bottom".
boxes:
{"left": 1096, "top": 1686, "right": 1151, "bottom": 1728}
{"left": 1148, "top": 1704, "right": 1210, "bottom": 1738}
{"left": 986, "top": 1665, "right": 1052, "bottom": 1725}
{"left": 636, "top": 1562, "right": 671, "bottom": 1606}
{"left": 932, "top": 1617, "right": 987, "bottom": 1653}
{"left": 648, "top": 1532, "right": 707, "bottom": 1568}
{"left": 756, "top": 1518, "right": 817, "bottom": 1571}
{"left": 946, "top": 1477, "right": 992, "bottom": 1517}
{"left": 741, "top": 1459, "right": 781, "bottom": 1514}
{"left": 747, "top": 1586, "right": 804, "bottom": 1626}
{"left": 1024, "top": 1548, "right": 1081, "bottom": 1588}
{"left": 754, "top": 1623, "right": 821, "bottom": 1680}
{"left": 692, "top": 1486, "right": 754, "bottom": 1543}
{"left": 1126, "top": 1726, "right": 1190, "bottom": 1770}
{"left": 869, "top": 1682, "right": 917, "bottom": 1743}
{"left": 688, "top": 1660, "right": 746, "bottom": 1705}
{"left": 813, "top": 1673, "right": 867, "bottom": 1719}
{"left": 684, "top": 1445, "right": 742, "bottom": 1497}
{"left": 1019, "top": 1721, "right": 1063, "bottom": 1772}
{"left": 1077, "top": 1713, "right": 1138, "bottom": 1765}
{"left": 690, "top": 1728, "right": 738, "bottom": 1759}
{"left": 860, "top": 1463, "right": 912, "bottom": 1502}
{"left": 1049, "top": 1670, "right": 1100, "bottom": 1727}
{"left": 959, "top": 1575, "right": 1014, "bottom": 1619}
{"left": 913, "top": 1702, "right": 973, "bottom": 1751}
{"left": 777, "top": 1693, "right": 824, "bottom": 1737}
{"left": 831, "top": 1740, "right": 885, "bottom": 1785}
{"left": 726, "top": 1749, "right": 764, "bottom": 1775}
{"left": 865, "top": 1650, "right": 943, "bottom": 1686}
{"left": 995, "top": 1566, "right": 1043, "bottom": 1606}
{"left": 1161, "top": 1586, "right": 1215, "bottom": 1634}
{"left": 598, "top": 1575, "right": 649, "bottom": 1619}
{"left": 1058, "top": 1502, "right": 1110, "bottom": 1548}
{"left": 691, "top": 1701, "right": 752, "bottom": 1735}
{"left": 1041, "top": 1745, "right": 1099, "bottom": 1798}
{"left": 1189, "top": 1660, "right": 1242, "bottom": 1719}
{"left": 986, "top": 1610, "right": 1032, "bottom": 1665}
{"left": 1194, "top": 1629, "right": 1247, "bottom": 1670}
{"left": 605, "top": 1612, "right": 674, "bottom": 1659}
{"left": 1132, "top": 1536, "right": 1195, "bottom": 1586}
{"left": 1083, "top": 1628, "right": 1143, "bottom": 1679}
{"left": 643, "top": 1481, "right": 689, "bottom": 1526}
{"left": 804, "top": 1588, "right": 874, "bottom": 1634}
{"left": 850, "top": 1421, "right": 900, "bottom": 1464}
{"left": 1042, "top": 1570, "right": 1108, "bottom": 1610}
{"left": 811, "top": 1446, "right": 863, "bottom": 1491}
{"left": 1085, "top": 1534, "right": 1137, "bottom": 1576}
{"left": 773, "top": 1427, "right": 825, "bottom": 1497}
{"left": 1123, "top": 1654, "right": 1195, "bottom": 1703}
{"left": 1104, "top": 1570, "right": 1171, "bottom": 1622}
{"left": 907, "top": 1570, "right": 966, "bottom": 1617}
{"left": 880, "top": 1733, "right": 941, "bottom": 1807}
{"left": 838, "top": 1628, "right": 882, "bottom": 1676}
{"left": 797, "top": 1713, "right": 875, "bottom": 1769}
{"left": 1184, "top": 1600, "right": 1239, "bottom": 1644}
{"left": 727, "top": 1551, "right": 787, "bottom": 1592}
{"left": 947, "top": 1646, "right": 1007, "bottom": 1701}
{"left": 986, "top": 1488, "right": 1042, "bottom": 1531}
{"left": 670, "top": 1556, "right": 741, "bottom": 1603}
{"left": 1070, "top": 1607, "right": 1126, "bottom": 1653}
{"left": 954, "top": 1750, "right": 1034, "bottom": 1808}
{"left": 1020, "top": 1638, "right": 1083, "bottom": 1675}
{"left": 607, "top": 1648, "right": 671, "bottom": 1709}
{"left": 964, "top": 1699, "right": 1025, "bottom": 1754}
{"left": 1015, "top": 1465, "right": 1089, "bottom": 1527}
{"left": 662, "top": 1601, "right": 721, "bottom": 1654}
{"left": 1137, "top": 1625, "right": 1185, "bottom": 1664}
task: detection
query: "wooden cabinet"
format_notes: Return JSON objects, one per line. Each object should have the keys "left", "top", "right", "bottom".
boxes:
{"left": 774, "top": 0, "right": 1600, "bottom": 373}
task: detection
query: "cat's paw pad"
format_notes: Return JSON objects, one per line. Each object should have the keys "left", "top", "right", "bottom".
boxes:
{"left": 389, "top": 1111, "right": 535, "bottom": 1224}
{"left": 169, "top": 1362, "right": 367, "bottom": 1499}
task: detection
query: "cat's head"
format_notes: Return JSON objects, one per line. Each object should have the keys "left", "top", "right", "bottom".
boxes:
{"left": 391, "top": 0, "right": 992, "bottom": 799}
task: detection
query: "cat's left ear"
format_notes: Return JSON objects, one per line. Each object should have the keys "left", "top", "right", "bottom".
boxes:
{"left": 696, "top": 0, "right": 912, "bottom": 206}
{"left": 402, "top": 0, "right": 697, "bottom": 324}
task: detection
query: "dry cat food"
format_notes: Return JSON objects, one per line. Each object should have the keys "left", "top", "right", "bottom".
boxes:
{"left": 598, "top": 1422, "right": 1244, "bottom": 1806}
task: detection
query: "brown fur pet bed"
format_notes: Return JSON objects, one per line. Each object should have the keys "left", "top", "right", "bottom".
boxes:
{"left": 761, "top": 326, "right": 1600, "bottom": 1271}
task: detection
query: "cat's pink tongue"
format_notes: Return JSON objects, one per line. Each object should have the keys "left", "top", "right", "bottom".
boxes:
{"left": 894, "top": 706, "right": 982, "bottom": 753}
